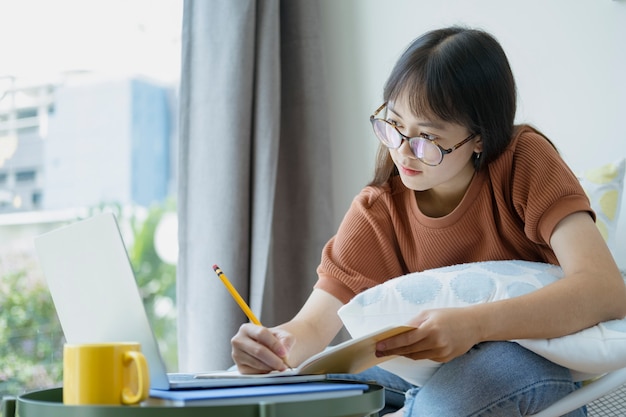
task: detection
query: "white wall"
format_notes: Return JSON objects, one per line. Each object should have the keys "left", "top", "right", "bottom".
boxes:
{"left": 318, "top": 0, "right": 626, "bottom": 267}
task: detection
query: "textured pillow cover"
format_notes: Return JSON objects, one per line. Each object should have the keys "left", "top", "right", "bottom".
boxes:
{"left": 338, "top": 260, "right": 626, "bottom": 386}
{"left": 578, "top": 158, "right": 625, "bottom": 256}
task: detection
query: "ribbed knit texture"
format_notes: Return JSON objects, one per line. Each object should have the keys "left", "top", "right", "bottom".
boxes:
{"left": 316, "top": 126, "right": 593, "bottom": 304}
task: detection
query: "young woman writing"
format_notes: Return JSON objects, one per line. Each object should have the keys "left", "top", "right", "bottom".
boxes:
{"left": 230, "top": 26, "right": 626, "bottom": 416}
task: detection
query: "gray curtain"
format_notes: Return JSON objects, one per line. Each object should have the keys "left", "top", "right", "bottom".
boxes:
{"left": 177, "top": 0, "right": 333, "bottom": 371}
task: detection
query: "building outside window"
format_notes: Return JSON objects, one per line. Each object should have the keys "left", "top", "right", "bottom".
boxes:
{"left": 0, "top": 0, "right": 182, "bottom": 396}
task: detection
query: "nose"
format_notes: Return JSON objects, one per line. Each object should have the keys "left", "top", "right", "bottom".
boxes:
{"left": 397, "top": 138, "right": 416, "bottom": 159}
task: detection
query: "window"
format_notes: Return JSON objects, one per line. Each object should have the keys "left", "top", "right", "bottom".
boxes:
{"left": 15, "top": 170, "right": 35, "bottom": 183}
{"left": 0, "top": 0, "right": 182, "bottom": 397}
{"left": 31, "top": 191, "right": 42, "bottom": 208}
{"left": 16, "top": 108, "right": 37, "bottom": 120}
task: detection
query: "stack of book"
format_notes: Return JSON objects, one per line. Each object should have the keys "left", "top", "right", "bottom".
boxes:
{"left": 149, "top": 325, "right": 413, "bottom": 406}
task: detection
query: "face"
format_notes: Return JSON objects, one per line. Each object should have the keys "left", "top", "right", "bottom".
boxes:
{"left": 386, "top": 95, "right": 482, "bottom": 194}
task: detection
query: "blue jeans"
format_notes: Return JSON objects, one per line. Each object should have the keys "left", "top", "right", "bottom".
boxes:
{"left": 330, "top": 341, "right": 586, "bottom": 417}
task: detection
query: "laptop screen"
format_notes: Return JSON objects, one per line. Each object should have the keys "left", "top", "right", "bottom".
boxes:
{"left": 34, "top": 212, "right": 171, "bottom": 389}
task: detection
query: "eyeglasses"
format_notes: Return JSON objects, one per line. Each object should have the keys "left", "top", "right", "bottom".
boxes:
{"left": 369, "top": 102, "right": 476, "bottom": 166}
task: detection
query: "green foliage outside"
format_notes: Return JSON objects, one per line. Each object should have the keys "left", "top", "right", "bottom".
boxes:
{"left": 0, "top": 201, "right": 178, "bottom": 397}
{"left": 0, "top": 252, "right": 64, "bottom": 396}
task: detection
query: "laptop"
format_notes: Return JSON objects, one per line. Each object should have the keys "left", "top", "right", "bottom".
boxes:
{"left": 34, "top": 212, "right": 325, "bottom": 390}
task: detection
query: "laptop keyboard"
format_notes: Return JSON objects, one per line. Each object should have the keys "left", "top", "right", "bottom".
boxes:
{"left": 168, "top": 373, "right": 196, "bottom": 381}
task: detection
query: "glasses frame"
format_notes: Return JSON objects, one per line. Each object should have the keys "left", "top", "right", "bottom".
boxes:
{"left": 370, "top": 102, "right": 476, "bottom": 166}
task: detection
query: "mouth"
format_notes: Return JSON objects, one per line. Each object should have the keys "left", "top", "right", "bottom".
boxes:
{"left": 399, "top": 165, "right": 421, "bottom": 176}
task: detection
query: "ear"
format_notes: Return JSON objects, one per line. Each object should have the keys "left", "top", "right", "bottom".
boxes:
{"left": 472, "top": 135, "right": 483, "bottom": 154}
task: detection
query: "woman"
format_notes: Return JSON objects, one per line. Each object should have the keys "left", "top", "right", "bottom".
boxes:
{"left": 230, "top": 26, "right": 626, "bottom": 416}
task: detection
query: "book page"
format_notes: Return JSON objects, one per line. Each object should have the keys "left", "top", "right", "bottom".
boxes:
{"left": 298, "top": 325, "right": 414, "bottom": 374}
{"left": 195, "top": 325, "right": 414, "bottom": 378}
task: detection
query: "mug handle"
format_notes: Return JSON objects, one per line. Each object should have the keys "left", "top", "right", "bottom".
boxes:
{"left": 121, "top": 351, "right": 150, "bottom": 405}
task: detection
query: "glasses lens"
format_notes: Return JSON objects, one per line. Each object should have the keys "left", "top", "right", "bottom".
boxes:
{"left": 372, "top": 119, "right": 444, "bottom": 166}
{"left": 411, "top": 138, "right": 442, "bottom": 166}
{"left": 372, "top": 120, "right": 402, "bottom": 148}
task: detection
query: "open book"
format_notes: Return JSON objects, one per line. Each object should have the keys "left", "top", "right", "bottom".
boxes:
{"left": 197, "top": 325, "right": 414, "bottom": 379}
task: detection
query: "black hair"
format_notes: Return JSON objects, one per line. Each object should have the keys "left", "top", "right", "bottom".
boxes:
{"left": 371, "top": 26, "right": 517, "bottom": 185}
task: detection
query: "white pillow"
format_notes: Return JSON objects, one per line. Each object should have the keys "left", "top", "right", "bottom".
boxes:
{"left": 338, "top": 260, "right": 626, "bottom": 385}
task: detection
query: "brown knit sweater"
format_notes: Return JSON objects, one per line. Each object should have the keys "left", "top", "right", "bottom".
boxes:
{"left": 315, "top": 126, "right": 593, "bottom": 304}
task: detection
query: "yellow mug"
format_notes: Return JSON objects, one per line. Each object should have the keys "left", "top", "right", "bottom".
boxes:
{"left": 63, "top": 342, "right": 150, "bottom": 405}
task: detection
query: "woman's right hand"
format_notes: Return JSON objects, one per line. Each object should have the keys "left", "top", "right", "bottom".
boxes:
{"left": 231, "top": 323, "right": 296, "bottom": 374}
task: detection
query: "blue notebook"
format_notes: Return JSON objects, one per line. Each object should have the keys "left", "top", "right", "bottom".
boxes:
{"left": 148, "top": 382, "right": 369, "bottom": 406}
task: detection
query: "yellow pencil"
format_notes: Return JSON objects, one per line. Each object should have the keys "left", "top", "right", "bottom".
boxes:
{"left": 212, "top": 264, "right": 261, "bottom": 325}
{"left": 212, "top": 264, "right": 293, "bottom": 370}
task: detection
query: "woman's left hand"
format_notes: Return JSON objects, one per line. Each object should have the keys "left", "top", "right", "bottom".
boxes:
{"left": 375, "top": 307, "right": 481, "bottom": 363}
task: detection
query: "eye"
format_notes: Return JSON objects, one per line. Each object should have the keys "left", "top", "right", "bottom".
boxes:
{"left": 419, "top": 132, "right": 438, "bottom": 141}
{"left": 386, "top": 118, "right": 401, "bottom": 128}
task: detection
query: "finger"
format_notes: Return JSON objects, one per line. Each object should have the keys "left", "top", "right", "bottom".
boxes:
{"left": 243, "top": 324, "right": 289, "bottom": 355}
{"left": 376, "top": 339, "right": 456, "bottom": 363}
{"left": 375, "top": 328, "right": 425, "bottom": 352}
{"left": 232, "top": 349, "right": 275, "bottom": 374}
{"left": 267, "top": 333, "right": 292, "bottom": 360}
{"left": 375, "top": 330, "right": 448, "bottom": 357}
{"left": 231, "top": 338, "right": 290, "bottom": 373}
{"left": 276, "top": 332, "right": 296, "bottom": 356}
{"left": 403, "top": 348, "right": 454, "bottom": 363}
{"left": 251, "top": 329, "right": 294, "bottom": 367}
{"left": 232, "top": 325, "right": 291, "bottom": 372}
{"left": 375, "top": 344, "right": 448, "bottom": 362}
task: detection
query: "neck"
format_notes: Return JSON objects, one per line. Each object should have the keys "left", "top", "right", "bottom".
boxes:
{"left": 415, "top": 165, "right": 476, "bottom": 218}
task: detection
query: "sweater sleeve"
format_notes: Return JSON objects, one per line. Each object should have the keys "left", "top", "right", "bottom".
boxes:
{"left": 508, "top": 129, "right": 594, "bottom": 246}
{"left": 314, "top": 186, "right": 407, "bottom": 304}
